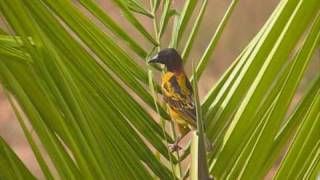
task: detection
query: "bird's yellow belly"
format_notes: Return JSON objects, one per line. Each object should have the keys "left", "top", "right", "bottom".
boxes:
{"left": 169, "top": 107, "right": 188, "bottom": 125}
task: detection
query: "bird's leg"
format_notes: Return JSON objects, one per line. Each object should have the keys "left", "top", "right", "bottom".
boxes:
{"left": 204, "top": 134, "right": 213, "bottom": 152}
{"left": 168, "top": 124, "right": 190, "bottom": 152}
{"left": 169, "top": 133, "right": 190, "bottom": 152}
{"left": 168, "top": 135, "right": 183, "bottom": 152}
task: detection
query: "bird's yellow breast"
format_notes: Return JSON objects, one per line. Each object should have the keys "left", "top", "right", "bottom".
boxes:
{"left": 161, "top": 72, "right": 190, "bottom": 97}
{"left": 161, "top": 71, "right": 192, "bottom": 126}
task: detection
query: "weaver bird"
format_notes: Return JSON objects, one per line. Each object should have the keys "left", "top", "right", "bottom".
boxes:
{"left": 149, "top": 48, "right": 196, "bottom": 151}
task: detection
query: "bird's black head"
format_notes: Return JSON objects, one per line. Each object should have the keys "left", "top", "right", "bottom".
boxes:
{"left": 148, "top": 48, "right": 183, "bottom": 72}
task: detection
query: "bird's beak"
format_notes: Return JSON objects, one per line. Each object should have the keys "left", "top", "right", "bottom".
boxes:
{"left": 148, "top": 54, "right": 161, "bottom": 64}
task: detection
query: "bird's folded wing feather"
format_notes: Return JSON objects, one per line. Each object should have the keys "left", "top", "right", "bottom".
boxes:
{"left": 163, "top": 75, "right": 196, "bottom": 126}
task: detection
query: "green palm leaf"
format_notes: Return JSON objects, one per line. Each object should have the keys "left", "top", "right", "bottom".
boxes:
{"left": 0, "top": 0, "right": 319, "bottom": 179}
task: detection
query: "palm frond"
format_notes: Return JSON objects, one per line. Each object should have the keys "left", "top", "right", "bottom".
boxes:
{"left": 0, "top": 0, "right": 319, "bottom": 179}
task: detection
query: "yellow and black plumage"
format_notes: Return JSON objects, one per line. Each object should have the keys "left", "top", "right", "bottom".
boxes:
{"left": 149, "top": 48, "right": 196, "bottom": 151}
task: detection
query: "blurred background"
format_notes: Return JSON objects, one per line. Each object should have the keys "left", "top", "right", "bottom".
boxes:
{"left": 0, "top": 0, "right": 318, "bottom": 178}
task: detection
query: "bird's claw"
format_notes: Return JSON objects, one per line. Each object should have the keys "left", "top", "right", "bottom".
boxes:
{"left": 168, "top": 143, "right": 182, "bottom": 152}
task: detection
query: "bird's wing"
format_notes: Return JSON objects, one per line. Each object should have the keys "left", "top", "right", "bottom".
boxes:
{"left": 163, "top": 75, "right": 196, "bottom": 126}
